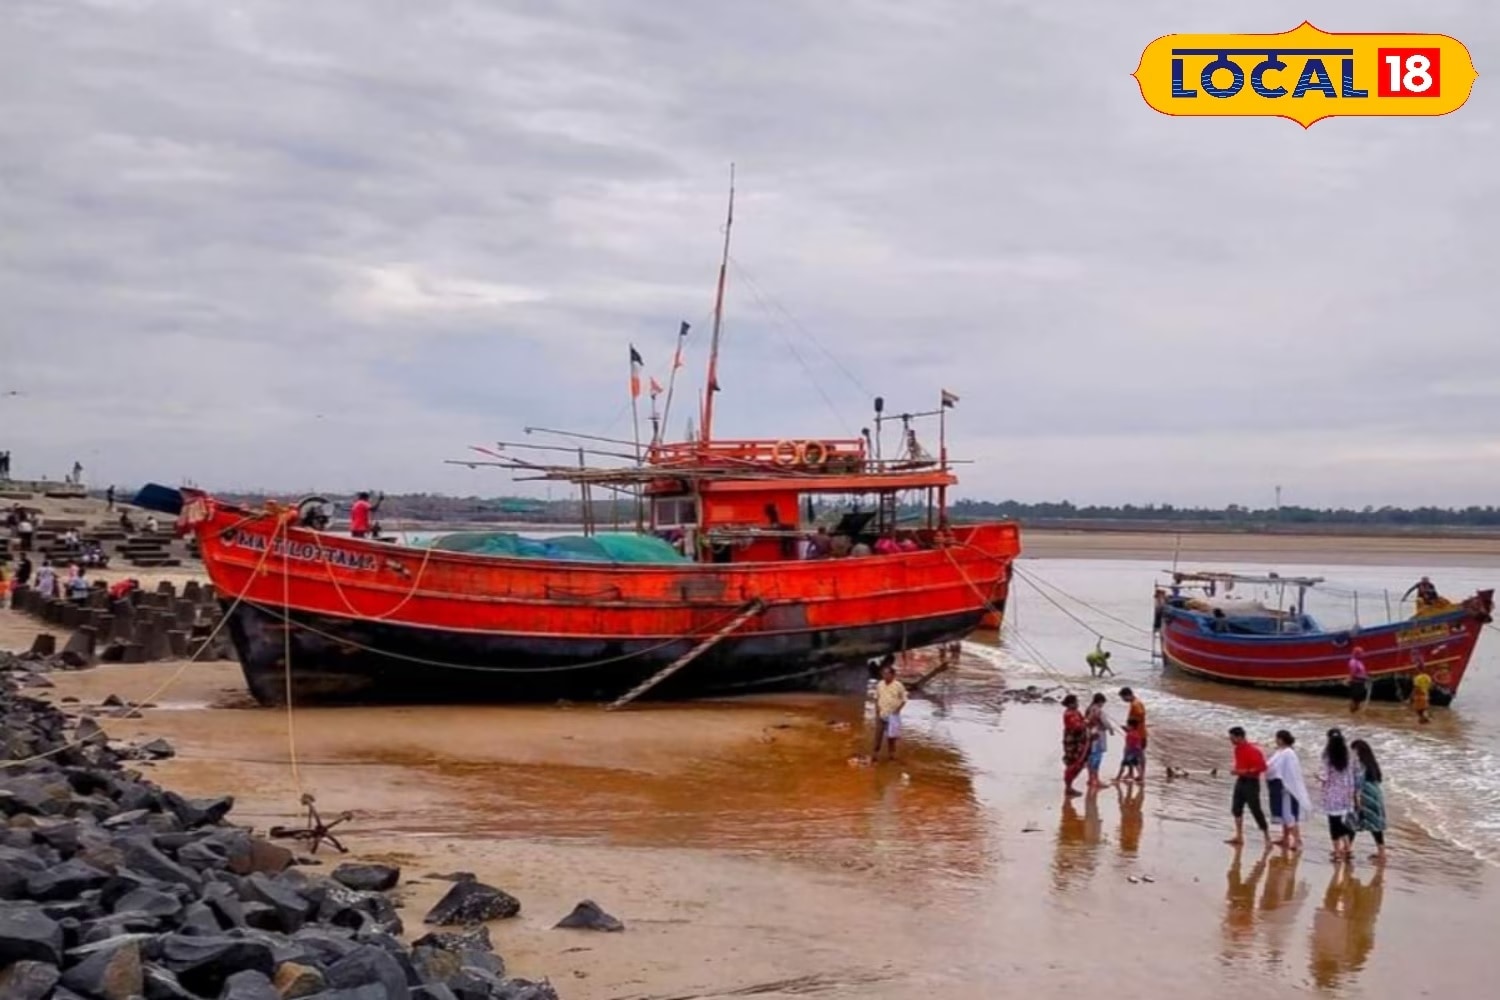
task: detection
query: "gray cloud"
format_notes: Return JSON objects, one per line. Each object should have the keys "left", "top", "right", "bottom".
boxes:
{"left": 2, "top": 0, "right": 1497, "bottom": 507}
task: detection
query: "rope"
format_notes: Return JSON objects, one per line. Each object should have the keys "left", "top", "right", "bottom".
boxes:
{"left": 1014, "top": 565, "right": 1153, "bottom": 637}
{"left": 320, "top": 536, "right": 437, "bottom": 621}
{"left": 1, "top": 511, "right": 284, "bottom": 767}
{"left": 278, "top": 517, "right": 304, "bottom": 796}
{"left": 938, "top": 546, "right": 1073, "bottom": 691}
{"left": 253, "top": 600, "right": 759, "bottom": 674}
{"left": 1009, "top": 569, "right": 1155, "bottom": 654}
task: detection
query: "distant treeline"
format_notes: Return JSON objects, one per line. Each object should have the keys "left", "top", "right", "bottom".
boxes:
{"left": 182, "top": 490, "right": 1500, "bottom": 531}
{"left": 949, "top": 499, "right": 1500, "bottom": 528}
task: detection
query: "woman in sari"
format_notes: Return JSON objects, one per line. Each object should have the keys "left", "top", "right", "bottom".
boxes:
{"left": 1350, "top": 739, "right": 1387, "bottom": 863}
{"left": 1061, "top": 694, "right": 1090, "bottom": 797}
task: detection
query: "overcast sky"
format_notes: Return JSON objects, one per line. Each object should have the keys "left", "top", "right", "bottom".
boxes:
{"left": 2, "top": 0, "right": 1496, "bottom": 508}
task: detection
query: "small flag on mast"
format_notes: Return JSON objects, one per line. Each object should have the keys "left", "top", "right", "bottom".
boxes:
{"left": 672, "top": 321, "right": 689, "bottom": 370}
{"left": 630, "top": 345, "right": 644, "bottom": 399}
{"left": 941, "top": 388, "right": 959, "bottom": 408}
{"left": 649, "top": 376, "right": 663, "bottom": 396}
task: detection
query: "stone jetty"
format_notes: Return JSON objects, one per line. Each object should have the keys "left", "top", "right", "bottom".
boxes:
{"left": 0, "top": 653, "right": 561, "bottom": 999}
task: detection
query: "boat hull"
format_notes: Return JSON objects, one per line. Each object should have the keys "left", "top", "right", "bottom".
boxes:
{"left": 223, "top": 599, "right": 990, "bottom": 703}
{"left": 183, "top": 494, "right": 1018, "bottom": 705}
{"left": 1159, "top": 595, "right": 1493, "bottom": 706}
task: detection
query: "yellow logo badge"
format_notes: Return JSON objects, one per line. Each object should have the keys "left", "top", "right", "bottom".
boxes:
{"left": 1133, "top": 21, "right": 1478, "bottom": 127}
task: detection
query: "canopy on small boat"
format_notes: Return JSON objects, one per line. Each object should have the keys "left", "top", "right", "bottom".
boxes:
{"left": 429, "top": 531, "right": 688, "bottom": 563}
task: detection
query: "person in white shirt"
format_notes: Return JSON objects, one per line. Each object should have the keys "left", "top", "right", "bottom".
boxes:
{"left": 872, "top": 663, "right": 908, "bottom": 761}
{"left": 1266, "top": 729, "right": 1311, "bottom": 853}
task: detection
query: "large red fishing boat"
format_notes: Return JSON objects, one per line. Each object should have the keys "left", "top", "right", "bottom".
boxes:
{"left": 175, "top": 176, "right": 1020, "bottom": 705}
{"left": 1157, "top": 570, "right": 1494, "bottom": 706}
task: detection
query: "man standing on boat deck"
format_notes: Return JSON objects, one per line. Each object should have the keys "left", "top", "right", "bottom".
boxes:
{"left": 1347, "top": 646, "right": 1369, "bottom": 713}
{"left": 872, "top": 663, "right": 908, "bottom": 761}
{"left": 350, "top": 491, "right": 375, "bottom": 539}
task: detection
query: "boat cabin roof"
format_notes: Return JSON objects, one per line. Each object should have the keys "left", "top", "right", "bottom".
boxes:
{"left": 511, "top": 437, "right": 957, "bottom": 494}
{"left": 1164, "top": 569, "right": 1325, "bottom": 588}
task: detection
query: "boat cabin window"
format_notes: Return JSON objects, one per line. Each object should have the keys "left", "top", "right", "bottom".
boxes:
{"left": 655, "top": 498, "right": 698, "bottom": 528}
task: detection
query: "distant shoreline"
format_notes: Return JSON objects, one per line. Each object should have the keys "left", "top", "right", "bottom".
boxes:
{"left": 376, "top": 522, "right": 1500, "bottom": 569}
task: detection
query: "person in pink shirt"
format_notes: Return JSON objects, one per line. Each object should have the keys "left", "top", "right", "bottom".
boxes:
{"left": 1347, "top": 645, "right": 1369, "bottom": 713}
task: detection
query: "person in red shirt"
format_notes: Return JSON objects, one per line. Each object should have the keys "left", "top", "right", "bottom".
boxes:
{"left": 349, "top": 492, "right": 374, "bottom": 538}
{"left": 1226, "top": 726, "right": 1271, "bottom": 847}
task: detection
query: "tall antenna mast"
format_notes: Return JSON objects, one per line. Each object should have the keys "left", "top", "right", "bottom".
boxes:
{"left": 700, "top": 163, "right": 735, "bottom": 445}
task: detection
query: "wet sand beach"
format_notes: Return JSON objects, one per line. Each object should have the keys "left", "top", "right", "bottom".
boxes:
{"left": 13, "top": 643, "right": 1498, "bottom": 999}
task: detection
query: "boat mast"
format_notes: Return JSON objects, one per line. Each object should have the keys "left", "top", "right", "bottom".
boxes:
{"left": 700, "top": 164, "right": 735, "bottom": 446}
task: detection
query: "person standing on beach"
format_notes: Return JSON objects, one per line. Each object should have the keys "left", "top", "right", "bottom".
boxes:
{"left": 1320, "top": 728, "right": 1358, "bottom": 863}
{"left": 34, "top": 558, "right": 56, "bottom": 600}
{"left": 1349, "top": 740, "right": 1388, "bottom": 864}
{"left": 1226, "top": 726, "right": 1271, "bottom": 848}
{"left": 871, "top": 663, "right": 907, "bottom": 761}
{"left": 1084, "top": 693, "right": 1115, "bottom": 789}
{"left": 1061, "top": 694, "right": 1090, "bottom": 797}
{"left": 1346, "top": 647, "right": 1369, "bottom": 713}
{"left": 1116, "top": 718, "right": 1145, "bottom": 784}
{"left": 105, "top": 485, "right": 115, "bottom": 511}
{"left": 1119, "top": 687, "right": 1147, "bottom": 777}
{"left": 1266, "top": 730, "right": 1310, "bottom": 853}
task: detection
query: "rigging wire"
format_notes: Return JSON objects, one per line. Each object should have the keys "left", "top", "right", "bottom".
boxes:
{"left": 1011, "top": 568, "right": 1156, "bottom": 654}
{"left": 1014, "top": 565, "right": 1154, "bottom": 637}
{"left": 731, "top": 263, "right": 855, "bottom": 436}
{"left": 729, "top": 257, "right": 874, "bottom": 400}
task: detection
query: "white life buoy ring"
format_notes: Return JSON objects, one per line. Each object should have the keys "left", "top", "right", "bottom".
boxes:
{"left": 799, "top": 440, "right": 829, "bottom": 466}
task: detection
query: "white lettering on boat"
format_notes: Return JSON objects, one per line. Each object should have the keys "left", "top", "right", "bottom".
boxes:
{"left": 224, "top": 529, "right": 379, "bottom": 571}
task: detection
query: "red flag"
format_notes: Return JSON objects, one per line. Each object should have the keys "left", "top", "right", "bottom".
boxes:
{"left": 649, "top": 376, "right": 664, "bottom": 396}
{"left": 629, "top": 345, "right": 643, "bottom": 399}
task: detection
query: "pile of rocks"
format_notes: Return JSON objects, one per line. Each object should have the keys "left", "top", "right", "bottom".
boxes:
{"left": 0, "top": 663, "right": 562, "bottom": 999}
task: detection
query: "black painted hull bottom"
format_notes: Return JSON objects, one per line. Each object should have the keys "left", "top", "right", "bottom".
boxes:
{"left": 223, "top": 601, "right": 992, "bottom": 705}
{"left": 1162, "top": 655, "right": 1456, "bottom": 707}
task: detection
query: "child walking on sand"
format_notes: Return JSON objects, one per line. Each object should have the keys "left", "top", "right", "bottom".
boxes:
{"left": 1116, "top": 718, "right": 1145, "bottom": 784}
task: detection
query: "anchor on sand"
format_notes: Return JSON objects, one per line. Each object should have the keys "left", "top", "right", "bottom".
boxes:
{"left": 268, "top": 792, "right": 355, "bottom": 854}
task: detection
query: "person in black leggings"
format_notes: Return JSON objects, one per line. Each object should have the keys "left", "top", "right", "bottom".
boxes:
{"left": 1226, "top": 726, "right": 1271, "bottom": 847}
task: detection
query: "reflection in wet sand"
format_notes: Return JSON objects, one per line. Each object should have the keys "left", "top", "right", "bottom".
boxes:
{"left": 1222, "top": 846, "right": 1271, "bottom": 961}
{"left": 1116, "top": 783, "right": 1144, "bottom": 856}
{"left": 1257, "top": 852, "right": 1310, "bottom": 971}
{"left": 1219, "top": 844, "right": 1316, "bottom": 971}
{"left": 1053, "top": 788, "right": 1106, "bottom": 892}
{"left": 360, "top": 701, "right": 993, "bottom": 888}
{"left": 1310, "top": 865, "right": 1386, "bottom": 990}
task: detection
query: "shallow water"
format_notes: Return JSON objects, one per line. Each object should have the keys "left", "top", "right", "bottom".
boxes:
{"left": 1000, "top": 558, "right": 1500, "bottom": 873}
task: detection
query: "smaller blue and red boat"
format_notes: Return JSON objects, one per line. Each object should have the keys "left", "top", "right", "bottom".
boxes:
{"left": 1156, "top": 570, "right": 1494, "bottom": 706}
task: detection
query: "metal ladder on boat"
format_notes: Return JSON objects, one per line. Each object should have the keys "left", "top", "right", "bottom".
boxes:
{"left": 606, "top": 598, "right": 767, "bottom": 711}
